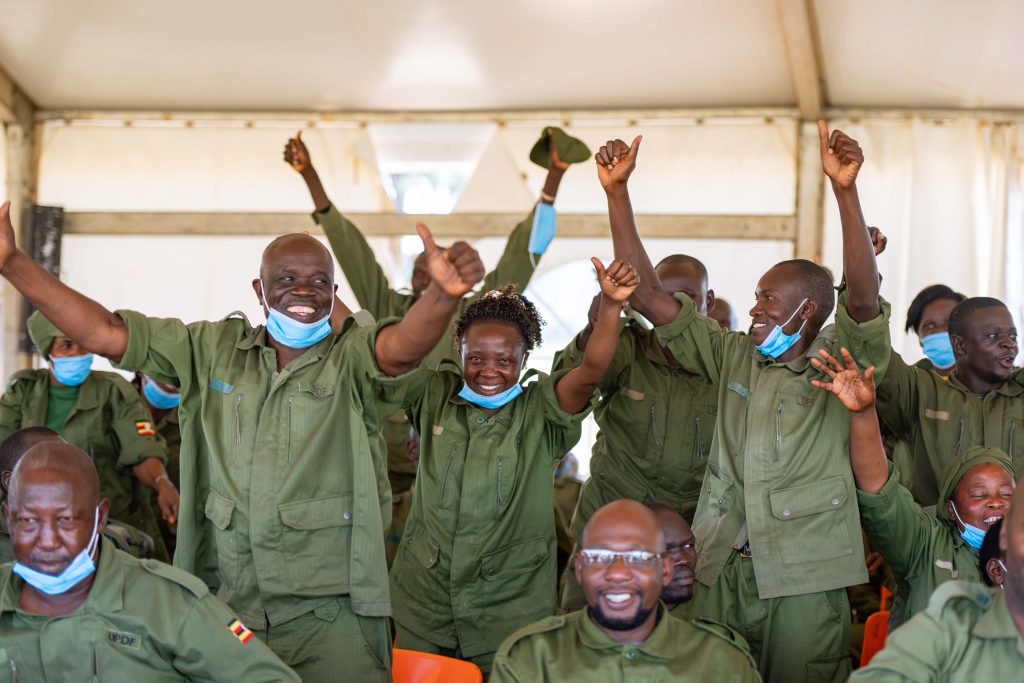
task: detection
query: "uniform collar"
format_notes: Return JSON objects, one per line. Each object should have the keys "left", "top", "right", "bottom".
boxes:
{"left": 576, "top": 603, "right": 677, "bottom": 660}
{"left": 972, "top": 590, "right": 1024, "bottom": 653}
{"left": 750, "top": 323, "right": 837, "bottom": 372}
{"left": 0, "top": 536, "right": 123, "bottom": 617}
{"left": 946, "top": 370, "right": 1024, "bottom": 398}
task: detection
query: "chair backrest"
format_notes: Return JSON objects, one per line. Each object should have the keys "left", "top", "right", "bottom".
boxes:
{"left": 392, "top": 648, "right": 484, "bottom": 683}
{"left": 859, "top": 609, "right": 891, "bottom": 668}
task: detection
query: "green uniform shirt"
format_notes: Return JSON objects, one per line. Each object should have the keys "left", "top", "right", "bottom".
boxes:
{"left": 0, "top": 537, "right": 299, "bottom": 682}
{"left": 491, "top": 604, "right": 761, "bottom": 683}
{"left": 0, "top": 516, "right": 11, "bottom": 565}
{"left": 857, "top": 466, "right": 981, "bottom": 629}
{"left": 654, "top": 292, "right": 892, "bottom": 598}
{"left": 554, "top": 321, "right": 717, "bottom": 529}
{"left": 0, "top": 369, "right": 168, "bottom": 557}
{"left": 850, "top": 582, "right": 1023, "bottom": 681}
{"left": 314, "top": 203, "right": 539, "bottom": 368}
{"left": 113, "top": 310, "right": 407, "bottom": 629}
{"left": 389, "top": 363, "right": 590, "bottom": 658}
{"left": 876, "top": 353, "right": 1024, "bottom": 504}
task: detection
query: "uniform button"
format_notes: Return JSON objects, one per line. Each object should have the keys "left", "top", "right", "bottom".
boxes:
{"left": 406, "top": 537, "right": 414, "bottom": 545}
{"left": 831, "top": 498, "right": 840, "bottom": 506}
{"left": 476, "top": 416, "right": 486, "bottom": 424}
{"left": 624, "top": 649, "right": 636, "bottom": 661}
{"left": 343, "top": 511, "right": 352, "bottom": 521}
{"left": 782, "top": 508, "right": 791, "bottom": 517}
{"left": 487, "top": 568, "right": 496, "bottom": 576}
{"left": 717, "top": 498, "right": 723, "bottom": 504}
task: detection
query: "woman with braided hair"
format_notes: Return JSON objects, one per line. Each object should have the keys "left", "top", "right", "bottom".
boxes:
{"left": 389, "top": 258, "right": 639, "bottom": 673}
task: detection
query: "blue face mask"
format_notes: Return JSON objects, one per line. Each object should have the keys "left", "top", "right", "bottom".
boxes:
{"left": 756, "top": 298, "right": 808, "bottom": 360}
{"left": 143, "top": 377, "right": 181, "bottom": 410}
{"left": 950, "top": 502, "right": 986, "bottom": 550}
{"left": 261, "top": 280, "right": 334, "bottom": 349}
{"left": 458, "top": 382, "right": 524, "bottom": 410}
{"left": 13, "top": 508, "right": 100, "bottom": 595}
{"left": 921, "top": 332, "right": 956, "bottom": 370}
{"left": 528, "top": 202, "right": 557, "bottom": 257}
{"left": 50, "top": 354, "right": 94, "bottom": 387}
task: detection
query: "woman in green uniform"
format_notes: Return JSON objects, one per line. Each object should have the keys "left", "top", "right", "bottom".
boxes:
{"left": 390, "top": 258, "right": 638, "bottom": 673}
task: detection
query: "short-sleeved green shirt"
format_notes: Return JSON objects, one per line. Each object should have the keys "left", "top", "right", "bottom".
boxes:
{"left": 654, "top": 292, "right": 892, "bottom": 598}
{"left": 553, "top": 321, "right": 717, "bottom": 529}
{"left": 850, "top": 582, "right": 1022, "bottom": 681}
{"left": 389, "top": 363, "right": 591, "bottom": 658}
{"left": 0, "top": 537, "right": 300, "bottom": 682}
{"left": 113, "top": 310, "right": 408, "bottom": 628}
{"left": 491, "top": 605, "right": 761, "bottom": 683}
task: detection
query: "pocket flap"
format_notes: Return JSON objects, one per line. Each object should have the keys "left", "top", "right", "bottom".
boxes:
{"left": 404, "top": 519, "right": 440, "bottom": 569}
{"left": 769, "top": 476, "right": 847, "bottom": 521}
{"left": 479, "top": 536, "right": 548, "bottom": 581}
{"left": 204, "top": 490, "right": 235, "bottom": 530}
{"left": 279, "top": 494, "right": 353, "bottom": 530}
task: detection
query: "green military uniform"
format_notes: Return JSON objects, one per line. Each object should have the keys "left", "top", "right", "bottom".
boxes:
{"left": 390, "top": 363, "right": 591, "bottom": 671}
{"left": 655, "top": 292, "right": 892, "bottom": 683}
{"left": 553, "top": 463, "right": 582, "bottom": 584}
{"left": 858, "top": 447, "right": 1013, "bottom": 629}
{"left": 0, "top": 369, "right": 170, "bottom": 562}
{"left": 148, "top": 406, "right": 181, "bottom": 557}
{"left": 554, "top": 320, "right": 718, "bottom": 610}
{"left": 876, "top": 351, "right": 1024, "bottom": 506}
{"left": 850, "top": 581, "right": 1022, "bottom": 681}
{"left": 382, "top": 411, "right": 417, "bottom": 567}
{"left": 112, "top": 309, "right": 405, "bottom": 681}
{"left": 0, "top": 536, "right": 299, "bottom": 682}
{"left": 490, "top": 604, "right": 761, "bottom": 683}
{"left": 0, "top": 516, "right": 11, "bottom": 565}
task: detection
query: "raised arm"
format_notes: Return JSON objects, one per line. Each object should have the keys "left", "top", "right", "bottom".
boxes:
{"left": 811, "top": 347, "right": 888, "bottom": 493}
{"left": 554, "top": 258, "right": 638, "bottom": 414}
{"left": 375, "top": 224, "right": 485, "bottom": 376}
{"left": 819, "top": 122, "right": 880, "bottom": 322}
{"left": 285, "top": 130, "right": 329, "bottom": 212}
{"left": 596, "top": 136, "right": 682, "bottom": 326}
{"left": 0, "top": 203, "right": 129, "bottom": 360}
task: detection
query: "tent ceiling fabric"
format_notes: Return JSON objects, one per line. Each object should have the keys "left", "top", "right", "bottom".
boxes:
{"left": 3, "top": 0, "right": 1017, "bottom": 113}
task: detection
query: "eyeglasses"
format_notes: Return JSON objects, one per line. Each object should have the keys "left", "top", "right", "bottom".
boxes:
{"left": 578, "top": 549, "right": 663, "bottom": 568}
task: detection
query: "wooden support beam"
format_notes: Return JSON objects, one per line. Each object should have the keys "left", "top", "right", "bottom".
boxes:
{"left": 794, "top": 121, "right": 826, "bottom": 260}
{"left": 63, "top": 211, "right": 796, "bottom": 241}
{"left": 774, "top": 0, "right": 825, "bottom": 121}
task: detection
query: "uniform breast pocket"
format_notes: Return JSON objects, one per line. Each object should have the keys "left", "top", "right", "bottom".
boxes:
{"left": 774, "top": 390, "right": 817, "bottom": 459}
{"left": 612, "top": 387, "right": 660, "bottom": 465}
{"left": 494, "top": 433, "right": 523, "bottom": 514}
{"left": 209, "top": 373, "right": 256, "bottom": 464}
{"left": 1004, "top": 414, "right": 1023, "bottom": 464}
{"left": 921, "top": 407, "right": 964, "bottom": 469}
{"left": 769, "top": 476, "right": 854, "bottom": 565}
{"left": 278, "top": 493, "right": 353, "bottom": 593}
{"left": 94, "top": 635, "right": 178, "bottom": 683}
{"left": 287, "top": 385, "right": 336, "bottom": 464}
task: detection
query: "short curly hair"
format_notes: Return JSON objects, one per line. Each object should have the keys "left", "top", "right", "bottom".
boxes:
{"left": 453, "top": 284, "right": 545, "bottom": 353}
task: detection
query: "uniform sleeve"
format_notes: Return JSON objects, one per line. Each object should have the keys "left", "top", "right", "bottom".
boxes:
{"left": 314, "top": 205, "right": 411, "bottom": 319}
{"left": 848, "top": 607, "right": 959, "bottom": 683}
{"left": 0, "top": 377, "right": 29, "bottom": 442}
{"left": 874, "top": 349, "right": 922, "bottom": 440}
{"left": 113, "top": 311, "right": 198, "bottom": 389}
{"left": 170, "top": 595, "right": 301, "bottom": 682}
{"left": 550, "top": 321, "right": 633, "bottom": 396}
{"left": 466, "top": 206, "right": 538, "bottom": 302}
{"left": 835, "top": 292, "right": 892, "bottom": 384}
{"left": 653, "top": 292, "right": 729, "bottom": 384}
{"left": 856, "top": 465, "right": 938, "bottom": 581}
{"left": 541, "top": 369, "right": 597, "bottom": 462}
{"left": 106, "top": 375, "right": 169, "bottom": 468}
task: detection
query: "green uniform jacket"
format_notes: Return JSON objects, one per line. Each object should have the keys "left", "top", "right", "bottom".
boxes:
{"left": 0, "top": 369, "right": 168, "bottom": 557}
{"left": 491, "top": 604, "right": 761, "bottom": 683}
{"left": 314, "top": 203, "right": 539, "bottom": 367}
{"left": 654, "top": 292, "right": 892, "bottom": 598}
{"left": 876, "top": 352, "right": 1024, "bottom": 504}
{"left": 390, "top": 363, "right": 590, "bottom": 658}
{"left": 554, "top": 321, "right": 717, "bottom": 529}
{"left": 113, "top": 310, "right": 406, "bottom": 629}
{"left": 0, "top": 537, "right": 299, "bottom": 682}
{"left": 850, "top": 582, "right": 1022, "bottom": 681}
{"left": 0, "top": 517, "right": 11, "bottom": 565}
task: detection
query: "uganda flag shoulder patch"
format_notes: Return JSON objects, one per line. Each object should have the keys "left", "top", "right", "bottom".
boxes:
{"left": 135, "top": 420, "right": 156, "bottom": 437}
{"left": 228, "top": 618, "right": 255, "bottom": 644}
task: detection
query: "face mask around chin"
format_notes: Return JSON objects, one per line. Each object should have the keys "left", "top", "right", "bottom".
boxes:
{"left": 13, "top": 508, "right": 101, "bottom": 595}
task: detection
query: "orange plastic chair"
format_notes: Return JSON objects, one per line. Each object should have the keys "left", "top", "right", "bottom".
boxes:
{"left": 392, "top": 648, "right": 483, "bottom": 683}
{"left": 859, "top": 586, "right": 894, "bottom": 668}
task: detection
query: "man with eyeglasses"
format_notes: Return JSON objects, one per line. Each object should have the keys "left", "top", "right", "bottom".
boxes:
{"left": 491, "top": 500, "right": 759, "bottom": 682}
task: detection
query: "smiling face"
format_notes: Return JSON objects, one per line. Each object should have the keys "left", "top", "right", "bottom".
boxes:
{"left": 951, "top": 306, "right": 1019, "bottom": 389}
{"left": 749, "top": 264, "right": 814, "bottom": 348}
{"left": 253, "top": 235, "right": 337, "bottom": 324}
{"left": 653, "top": 507, "right": 696, "bottom": 607}
{"left": 947, "top": 463, "right": 1014, "bottom": 534}
{"left": 575, "top": 501, "right": 670, "bottom": 643}
{"left": 459, "top": 320, "right": 527, "bottom": 397}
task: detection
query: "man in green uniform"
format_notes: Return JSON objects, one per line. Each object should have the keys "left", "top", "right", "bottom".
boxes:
{"left": 811, "top": 347, "right": 1014, "bottom": 628}
{"left": 0, "top": 200, "right": 486, "bottom": 680}
{"left": 491, "top": 499, "right": 759, "bottom": 683}
{"left": 598, "top": 123, "right": 889, "bottom": 683}
{"left": 646, "top": 503, "right": 698, "bottom": 618}
{"left": 555, "top": 255, "right": 718, "bottom": 611}
{"left": 850, "top": 469, "right": 1024, "bottom": 680}
{"left": 0, "top": 313, "right": 178, "bottom": 562}
{"left": 134, "top": 373, "right": 182, "bottom": 557}
{"left": 876, "top": 295, "right": 1022, "bottom": 506}
{"left": 285, "top": 128, "right": 587, "bottom": 563}
{"left": 0, "top": 440, "right": 300, "bottom": 681}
